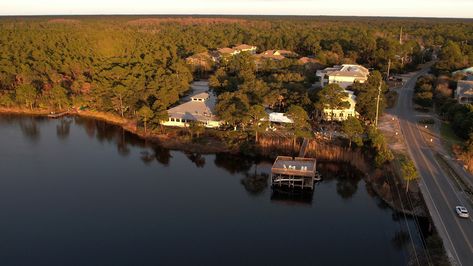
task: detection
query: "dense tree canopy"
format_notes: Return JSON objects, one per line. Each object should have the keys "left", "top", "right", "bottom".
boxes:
{"left": 0, "top": 16, "right": 471, "bottom": 130}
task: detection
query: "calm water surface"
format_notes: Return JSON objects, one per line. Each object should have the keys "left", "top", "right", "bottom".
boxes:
{"left": 0, "top": 115, "right": 424, "bottom": 266}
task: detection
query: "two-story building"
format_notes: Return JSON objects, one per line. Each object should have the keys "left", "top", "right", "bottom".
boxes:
{"left": 316, "top": 64, "right": 369, "bottom": 89}
{"left": 321, "top": 90, "right": 359, "bottom": 121}
{"left": 455, "top": 80, "right": 473, "bottom": 104}
{"left": 161, "top": 92, "right": 221, "bottom": 128}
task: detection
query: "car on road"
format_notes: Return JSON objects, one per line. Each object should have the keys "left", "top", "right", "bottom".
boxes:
{"left": 455, "top": 206, "right": 469, "bottom": 218}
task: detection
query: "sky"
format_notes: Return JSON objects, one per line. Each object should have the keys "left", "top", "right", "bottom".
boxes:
{"left": 1, "top": 0, "right": 473, "bottom": 18}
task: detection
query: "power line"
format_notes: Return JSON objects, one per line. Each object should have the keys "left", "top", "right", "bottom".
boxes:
{"left": 388, "top": 169, "right": 422, "bottom": 266}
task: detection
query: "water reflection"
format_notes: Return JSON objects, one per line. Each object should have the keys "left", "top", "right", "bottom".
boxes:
{"left": 56, "top": 118, "right": 72, "bottom": 140}
{"left": 240, "top": 165, "right": 269, "bottom": 196}
{"left": 0, "top": 114, "right": 427, "bottom": 266}
{"left": 140, "top": 151, "right": 155, "bottom": 165}
{"left": 271, "top": 187, "right": 314, "bottom": 206}
{"left": 185, "top": 152, "right": 206, "bottom": 168}
{"left": 74, "top": 116, "right": 97, "bottom": 138}
{"left": 3, "top": 115, "right": 384, "bottom": 205}
{"left": 392, "top": 230, "right": 410, "bottom": 250}
{"left": 214, "top": 153, "right": 253, "bottom": 174}
{"left": 19, "top": 116, "right": 41, "bottom": 143}
{"left": 152, "top": 146, "right": 172, "bottom": 166}
{"left": 318, "top": 162, "right": 362, "bottom": 199}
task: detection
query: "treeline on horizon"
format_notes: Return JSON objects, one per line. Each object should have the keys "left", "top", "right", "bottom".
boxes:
{"left": 0, "top": 16, "right": 472, "bottom": 130}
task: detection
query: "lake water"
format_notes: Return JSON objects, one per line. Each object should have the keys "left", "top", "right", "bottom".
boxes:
{"left": 0, "top": 115, "right": 426, "bottom": 266}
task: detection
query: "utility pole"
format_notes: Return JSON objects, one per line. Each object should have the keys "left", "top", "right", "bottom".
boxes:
{"left": 399, "top": 27, "right": 403, "bottom": 45}
{"left": 375, "top": 82, "right": 382, "bottom": 127}
{"left": 386, "top": 58, "right": 391, "bottom": 81}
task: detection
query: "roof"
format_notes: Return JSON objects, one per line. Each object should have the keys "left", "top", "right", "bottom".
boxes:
{"left": 167, "top": 92, "right": 218, "bottom": 122}
{"left": 257, "top": 50, "right": 286, "bottom": 60}
{"left": 234, "top": 44, "right": 256, "bottom": 50}
{"left": 457, "top": 80, "right": 473, "bottom": 97}
{"left": 275, "top": 50, "right": 298, "bottom": 57}
{"left": 262, "top": 50, "right": 276, "bottom": 55}
{"left": 330, "top": 70, "right": 368, "bottom": 78}
{"left": 268, "top": 112, "right": 293, "bottom": 123}
{"left": 317, "top": 64, "right": 369, "bottom": 79}
{"left": 218, "top": 47, "right": 236, "bottom": 54}
{"left": 272, "top": 156, "right": 316, "bottom": 177}
{"left": 298, "top": 57, "right": 317, "bottom": 64}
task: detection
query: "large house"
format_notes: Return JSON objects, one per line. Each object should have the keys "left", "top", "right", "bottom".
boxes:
{"left": 217, "top": 44, "right": 258, "bottom": 57}
{"left": 455, "top": 80, "right": 473, "bottom": 104}
{"left": 321, "top": 90, "right": 359, "bottom": 121}
{"left": 233, "top": 44, "right": 258, "bottom": 54}
{"left": 217, "top": 47, "right": 240, "bottom": 57}
{"left": 255, "top": 49, "right": 298, "bottom": 61}
{"left": 316, "top": 64, "right": 369, "bottom": 89}
{"left": 161, "top": 92, "right": 221, "bottom": 128}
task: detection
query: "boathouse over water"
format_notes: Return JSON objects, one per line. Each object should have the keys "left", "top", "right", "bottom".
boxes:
{"left": 271, "top": 156, "right": 317, "bottom": 190}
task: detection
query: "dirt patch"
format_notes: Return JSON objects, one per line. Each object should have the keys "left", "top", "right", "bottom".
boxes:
{"left": 378, "top": 112, "right": 407, "bottom": 153}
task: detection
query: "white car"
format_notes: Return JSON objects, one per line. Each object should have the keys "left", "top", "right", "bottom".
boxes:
{"left": 455, "top": 206, "right": 469, "bottom": 218}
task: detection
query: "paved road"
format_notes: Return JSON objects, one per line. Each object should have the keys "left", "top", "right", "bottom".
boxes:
{"left": 395, "top": 63, "right": 473, "bottom": 266}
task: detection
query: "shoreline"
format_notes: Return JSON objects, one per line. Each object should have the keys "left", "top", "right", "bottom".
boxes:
{"left": 0, "top": 107, "right": 428, "bottom": 217}
{"left": 0, "top": 107, "right": 236, "bottom": 154}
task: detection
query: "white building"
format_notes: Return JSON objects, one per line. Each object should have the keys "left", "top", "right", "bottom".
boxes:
{"left": 161, "top": 92, "right": 221, "bottom": 128}
{"left": 217, "top": 44, "right": 258, "bottom": 59}
{"left": 233, "top": 44, "right": 258, "bottom": 54}
{"left": 321, "top": 90, "right": 359, "bottom": 121}
{"left": 268, "top": 112, "right": 293, "bottom": 124}
{"left": 316, "top": 64, "right": 369, "bottom": 89}
{"left": 455, "top": 80, "right": 473, "bottom": 104}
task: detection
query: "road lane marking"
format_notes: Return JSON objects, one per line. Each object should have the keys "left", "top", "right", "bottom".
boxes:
{"left": 405, "top": 117, "right": 473, "bottom": 253}
{"left": 415, "top": 124, "right": 473, "bottom": 223}
{"left": 399, "top": 119, "right": 462, "bottom": 265}
{"left": 395, "top": 70, "right": 467, "bottom": 264}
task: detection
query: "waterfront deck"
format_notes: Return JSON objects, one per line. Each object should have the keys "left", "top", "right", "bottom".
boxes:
{"left": 48, "top": 111, "right": 70, "bottom": 118}
{"left": 271, "top": 156, "right": 317, "bottom": 189}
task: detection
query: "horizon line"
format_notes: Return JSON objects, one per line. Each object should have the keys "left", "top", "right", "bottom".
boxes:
{"left": 0, "top": 13, "right": 472, "bottom": 20}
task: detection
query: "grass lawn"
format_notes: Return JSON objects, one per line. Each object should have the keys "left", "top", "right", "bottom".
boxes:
{"left": 440, "top": 122, "right": 463, "bottom": 154}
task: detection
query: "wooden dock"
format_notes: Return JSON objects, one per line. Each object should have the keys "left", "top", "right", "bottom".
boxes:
{"left": 270, "top": 156, "right": 317, "bottom": 190}
{"left": 47, "top": 111, "right": 70, "bottom": 118}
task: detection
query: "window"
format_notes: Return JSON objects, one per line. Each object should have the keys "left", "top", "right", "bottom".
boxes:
{"left": 170, "top": 118, "right": 175, "bottom": 122}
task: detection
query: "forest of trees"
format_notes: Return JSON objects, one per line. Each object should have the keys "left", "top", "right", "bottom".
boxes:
{"left": 0, "top": 16, "right": 472, "bottom": 133}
